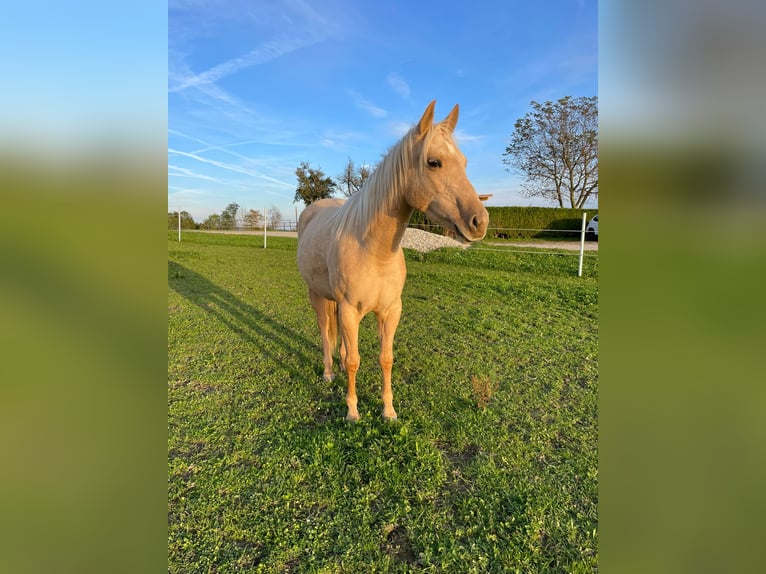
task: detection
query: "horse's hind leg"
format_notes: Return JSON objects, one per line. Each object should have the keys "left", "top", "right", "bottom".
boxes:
{"left": 309, "top": 291, "right": 337, "bottom": 382}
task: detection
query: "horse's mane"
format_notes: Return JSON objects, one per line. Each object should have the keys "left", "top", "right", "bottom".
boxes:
{"left": 331, "top": 121, "right": 445, "bottom": 240}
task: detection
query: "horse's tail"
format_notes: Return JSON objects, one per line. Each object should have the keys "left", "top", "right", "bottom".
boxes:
{"left": 326, "top": 299, "right": 340, "bottom": 353}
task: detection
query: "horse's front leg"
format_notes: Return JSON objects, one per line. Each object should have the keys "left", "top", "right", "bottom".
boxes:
{"left": 377, "top": 299, "right": 402, "bottom": 420}
{"left": 339, "top": 303, "right": 362, "bottom": 421}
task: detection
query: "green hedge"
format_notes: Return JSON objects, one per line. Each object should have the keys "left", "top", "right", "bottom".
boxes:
{"left": 410, "top": 206, "right": 598, "bottom": 239}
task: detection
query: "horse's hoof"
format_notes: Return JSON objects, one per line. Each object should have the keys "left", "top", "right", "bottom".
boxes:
{"left": 345, "top": 412, "right": 360, "bottom": 422}
{"left": 382, "top": 412, "right": 398, "bottom": 422}
{"left": 323, "top": 374, "right": 335, "bottom": 382}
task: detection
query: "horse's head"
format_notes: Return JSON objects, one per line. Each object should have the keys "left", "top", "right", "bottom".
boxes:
{"left": 407, "top": 101, "right": 489, "bottom": 243}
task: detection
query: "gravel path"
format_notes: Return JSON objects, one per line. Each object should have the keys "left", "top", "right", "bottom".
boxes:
{"left": 401, "top": 229, "right": 599, "bottom": 252}
{"left": 400, "top": 227, "right": 468, "bottom": 252}
{"left": 195, "top": 227, "right": 467, "bottom": 252}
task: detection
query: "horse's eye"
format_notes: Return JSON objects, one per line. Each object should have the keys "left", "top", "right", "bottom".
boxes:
{"left": 427, "top": 158, "right": 442, "bottom": 168}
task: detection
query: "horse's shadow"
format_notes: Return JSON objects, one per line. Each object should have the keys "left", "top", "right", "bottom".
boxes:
{"left": 168, "top": 261, "right": 343, "bottom": 423}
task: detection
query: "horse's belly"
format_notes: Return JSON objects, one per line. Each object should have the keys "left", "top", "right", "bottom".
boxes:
{"left": 298, "top": 262, "right": 335, "bottom": 301}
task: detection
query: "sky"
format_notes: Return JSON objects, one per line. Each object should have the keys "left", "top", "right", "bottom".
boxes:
{"left": 1, "top": 2, "right": 166, "bottom": 156}
{"left": 168, "top": 0, "right": 597, "bottom": 223}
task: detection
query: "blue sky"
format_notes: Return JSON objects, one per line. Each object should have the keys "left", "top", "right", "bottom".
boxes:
{"left": 169, "top": 0, "right": 597, "bottom": 223}
{"left": 1, "top": 2, "right": 166, "bottom": 156}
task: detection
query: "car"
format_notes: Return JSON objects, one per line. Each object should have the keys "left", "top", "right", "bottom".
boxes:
{"left": 585, "top": 214, "right": 598, "bottom": 241}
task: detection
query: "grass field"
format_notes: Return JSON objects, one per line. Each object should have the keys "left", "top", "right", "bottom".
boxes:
{"left": 168, "top": 231, "right": 598, "bottom": 573}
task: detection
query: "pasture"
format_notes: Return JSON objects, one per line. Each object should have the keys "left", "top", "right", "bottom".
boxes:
{"left": 168, "top": 232, "right": 598, "bottom": 573}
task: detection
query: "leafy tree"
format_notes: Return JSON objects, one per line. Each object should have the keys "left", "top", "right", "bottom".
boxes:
{"left": 336, "top": 157, "right": 374, "bottom": 197}
{"left": 221, "top": 202, "right": 240, "bottom": 229}
{"left": 167, "top": 210, "right": 197, "bottom": 229}
{"left": 503, "top": 96, "right": 598, "bottom": 208}
{"left": 201, "top": 213, "right": 222, "bottom": 229}
{"left": 243, "top": 209, "right": 263, "bottom": 229}
{"left": 294, "top": 162, "right": 336, "bottom": 205}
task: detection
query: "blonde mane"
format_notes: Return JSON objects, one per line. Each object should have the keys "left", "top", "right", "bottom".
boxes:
{"left": 331, "top": 122, "right": 446, "bottom": 240}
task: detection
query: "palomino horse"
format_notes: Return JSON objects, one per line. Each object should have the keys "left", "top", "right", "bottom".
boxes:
{"left": 297, "top": 100, "right": 488, "bottom": 421}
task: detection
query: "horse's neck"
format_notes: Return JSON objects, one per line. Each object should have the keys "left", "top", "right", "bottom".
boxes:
{"left": 364, "top": 199, "right": 413, "bottom": 256}
{"left": 348, "top": 135, "right": 417, "bottom": 256}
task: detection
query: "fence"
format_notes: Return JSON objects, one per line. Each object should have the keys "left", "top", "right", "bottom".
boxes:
{"left": 408, "top": 215, "right": 597, "bottom": 277}
{"left": 192, "top": 220, "right": 299, "bottom": 232}
{"left": 171, "top": 214, "right": 596, "bottom": 276}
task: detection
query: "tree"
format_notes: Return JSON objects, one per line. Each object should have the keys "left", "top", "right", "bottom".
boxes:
{"left": 201, "top": 213, "right": 222, "bottom": 229}
{"left": 294, "top": 162, "right": 337, "bottom": 205}
{"left": 502, "top": 96, "right": 598, "bottom": 208}
{"left": 167, "top": 210, "right": 197, "bottom": 229}
{"left": 243, "top": 209, "right": 263, "bottom": 229}
{"left": 267, "top": 205, "right": 283, "bottom": 229}
{"left": 221, "top": 202, "right": 240, "bottom": 229}
{"left": 336, "top": 157, "right": 374, "bottom": 197}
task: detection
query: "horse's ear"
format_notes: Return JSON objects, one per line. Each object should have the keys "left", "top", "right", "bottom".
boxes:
{"left": 417, "top": 100, "right": 436, "bottom": 137}
{"left": 442, "top": 104, "right": 459, "bottom": 133}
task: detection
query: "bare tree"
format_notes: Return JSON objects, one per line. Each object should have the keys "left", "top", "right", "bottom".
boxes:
{"left": 336, "top": 157, "right": 374, "bottom": 197}
{"left": 267, "top": 205, "right": 283, "bottom": 229}
{"left": 502, "top": 96, "right": 598, "bottom": 208}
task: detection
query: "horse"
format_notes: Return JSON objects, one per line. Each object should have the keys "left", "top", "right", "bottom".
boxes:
{"left": 296, "top": 100, "right": 488, "bottom": 421}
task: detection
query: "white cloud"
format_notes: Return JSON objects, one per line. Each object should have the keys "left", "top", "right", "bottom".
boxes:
{"left": 168, "top": 148, "right": 293, "bottom": 188}
{"left": 387, "top": 72, "right": 411, "bottom": 99}
{"left": 168, "top": 165, "right": 226, "bottom": 183}
{"left": 170, "top": 35, "right": 318, "bottom": 94}
{"left": 386, "top": 120, "right": 413, "bottom": 138}
{"left": 454, "top": 129, "right": 483, "bottom": 144}
{"left": 348, "top": 90, "right": 387, "bottom": 117}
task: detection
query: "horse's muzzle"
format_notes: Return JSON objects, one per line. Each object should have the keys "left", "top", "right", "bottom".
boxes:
{"left": 455, "top": 207, "right": 488, "bottom": 242}
{"left": 467, "top": 208, "right": 489, "bottom": 241}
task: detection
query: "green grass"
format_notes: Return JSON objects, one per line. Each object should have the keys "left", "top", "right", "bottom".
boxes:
{"left": 168, "top": 231, "right": 598, "bottom": 573}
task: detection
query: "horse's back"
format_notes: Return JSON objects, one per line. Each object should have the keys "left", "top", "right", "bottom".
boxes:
{"left": 297, "top": 198, "right": 345, "bottom": 237}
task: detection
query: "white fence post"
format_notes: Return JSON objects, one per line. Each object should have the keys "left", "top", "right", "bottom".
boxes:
{"left": 578, "top": 212, "right": 587, "bottom": 277}
{"left": 263, "top": 207, "right": 267, "bottom": 249}
{"left": 178, "top": 210, "right": 181, "bottom": 242}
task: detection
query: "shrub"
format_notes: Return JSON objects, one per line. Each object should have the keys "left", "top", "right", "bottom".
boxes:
{"left": 409, "top": 206, "right": 597, "bottom": 239}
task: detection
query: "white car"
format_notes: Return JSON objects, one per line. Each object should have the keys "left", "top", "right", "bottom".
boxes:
{"left": 585, "top": 215, "right": 598, "bottom": 241}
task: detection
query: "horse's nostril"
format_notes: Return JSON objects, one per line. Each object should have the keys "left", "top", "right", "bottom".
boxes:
{"left": 469, "top": 211, "right": 488, "bottom": 236}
